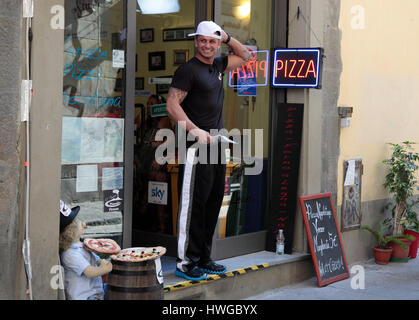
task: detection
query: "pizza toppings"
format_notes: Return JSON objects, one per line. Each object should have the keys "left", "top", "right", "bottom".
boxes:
{"left": 110, "top": 246, "right": 166, "bottom": 262}
{"left": 83, "top": 238, "right": 121, "bottom": 255}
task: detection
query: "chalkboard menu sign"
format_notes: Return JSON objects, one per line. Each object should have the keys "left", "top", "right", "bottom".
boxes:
{"left": 299, "top": 193, "right": 349, "bottom": 287}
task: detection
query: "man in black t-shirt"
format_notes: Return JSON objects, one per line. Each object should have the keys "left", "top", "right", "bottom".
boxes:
{"left": 167, "top": 21, "right": 253, "bottom": 281}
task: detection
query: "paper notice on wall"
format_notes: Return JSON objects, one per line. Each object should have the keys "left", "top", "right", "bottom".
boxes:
{"left": 76, "top": 165, "right": 98, "bottom": 192}
{"left": 344, "top": 160, "right": 355, "bottom": 186}
{"left": 112, "top": 50, "right": 125, "bottom": 68}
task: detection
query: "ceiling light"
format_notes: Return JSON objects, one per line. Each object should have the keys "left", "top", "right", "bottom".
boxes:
{"left": 137, "top": 0, "right": 180, "bottom": 14}
{"left": 234, "top": 1, "right": 251, "bottom": 20}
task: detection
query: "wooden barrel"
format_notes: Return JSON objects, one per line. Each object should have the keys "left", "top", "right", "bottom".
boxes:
{"left": 106, "top": 258, "right": 163, "bottom": 300}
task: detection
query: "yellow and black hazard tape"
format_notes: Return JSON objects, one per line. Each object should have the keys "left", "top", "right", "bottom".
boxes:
{"left": 164, "top": 263, "right": 269, "bottom": 293}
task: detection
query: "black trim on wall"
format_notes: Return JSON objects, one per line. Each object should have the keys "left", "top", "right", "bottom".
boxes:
{"left": 266, "top": 0, "right": 289, "bottom": 245}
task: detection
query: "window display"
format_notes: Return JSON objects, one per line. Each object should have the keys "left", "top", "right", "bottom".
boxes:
{"left": 61, "top": 0, "right": 125, "bottom": 244}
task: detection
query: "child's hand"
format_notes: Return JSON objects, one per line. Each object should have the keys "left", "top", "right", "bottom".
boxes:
{"left": 83, "top": 259, "right": 112, "bottom": 278}
{"left": 99, "top": 259, "right": 112, "bottom": 273}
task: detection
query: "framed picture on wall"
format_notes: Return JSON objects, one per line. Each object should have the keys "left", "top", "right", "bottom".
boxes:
{"left": 173, "top": 49, "right": 189, "bottom": 65}
{"left": 135, "top": 77, "right": 144, "bottom": 90}
{"left": 163, "top": 28, "right": 195, "bottom": 41}
{"left": 156, "top": 76, "right": 173, "bottom": 94}
{"left": 140, "top": 28, "right": 154, "bottom": 43}
{"left": 148, "top": 51, "right": 166, "bottom": 71}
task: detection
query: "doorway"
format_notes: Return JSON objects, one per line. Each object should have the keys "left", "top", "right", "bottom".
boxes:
{"left": 130, "top": 0, "right": 273, "bottom": 261}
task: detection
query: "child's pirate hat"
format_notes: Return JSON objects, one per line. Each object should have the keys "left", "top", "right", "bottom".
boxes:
{"left": 60, "top": 200, "right": 80, "bottom": 232}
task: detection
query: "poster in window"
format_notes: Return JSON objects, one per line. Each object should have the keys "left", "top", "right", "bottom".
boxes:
{"left": 104, "top": 189, "right": 123, "bottom": 212}
{"left": 76, "top": 165, "right": 98, "bottom": 193}
{"left": 103, "top": 118, "right": 124, "bottom": 163}
{"left": 102, "top": 167, "right": 124, "bottom": 191}
{"left": 61, "top": 117, "right": 81, "bottom": 164}
{"left": 80, "top": 118, "right": 105, "bottom": 164}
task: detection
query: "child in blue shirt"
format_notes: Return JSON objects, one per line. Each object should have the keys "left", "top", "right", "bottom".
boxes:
{"left": 59, "top": 201, "right": 112, "bottom": 300}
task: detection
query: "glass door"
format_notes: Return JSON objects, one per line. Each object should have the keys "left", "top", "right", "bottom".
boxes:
{"left": 212, "top": 0, "right": 272, "bottom": 258}
{"left": 61, "top": 0, "right": 126, "bottom": 245}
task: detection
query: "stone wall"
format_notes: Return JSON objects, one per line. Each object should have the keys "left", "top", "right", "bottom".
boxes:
{"left": 0, "top": 0, "right": 25, "bottom": 299}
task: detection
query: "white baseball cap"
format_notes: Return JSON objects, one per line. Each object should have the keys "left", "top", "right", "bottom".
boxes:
{"left": 188, "top": 21, "right": 222, "bottom": 40}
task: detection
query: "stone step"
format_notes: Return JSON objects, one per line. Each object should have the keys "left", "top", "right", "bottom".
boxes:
{"left": 162, "top": 251, "right": 314, "bottom": 300}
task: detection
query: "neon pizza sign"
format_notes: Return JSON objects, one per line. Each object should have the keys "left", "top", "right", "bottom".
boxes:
{"left": 272, "top": 48, "right": 323, "bottom": 88}
{"left": 228, "top": 50, "right": 270, "bottom": 88}
{"left": 227, "top": 48, "right": 323, "bottom": 89}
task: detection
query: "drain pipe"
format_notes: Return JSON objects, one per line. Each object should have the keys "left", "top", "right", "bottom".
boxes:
{"left": 22, "top": 0, "right": 34, "bottom": 300}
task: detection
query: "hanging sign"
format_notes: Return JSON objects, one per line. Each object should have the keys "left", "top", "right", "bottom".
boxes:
{"left": 272, "top": 48, "right": 323, "bottom": 88}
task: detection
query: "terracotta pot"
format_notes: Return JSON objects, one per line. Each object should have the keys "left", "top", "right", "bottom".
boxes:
{"left": 389, "top": 238, "right": 412, "bottom": 261}
{"left": 373, "top": 246, "right": 393, "bottom": 265}
{"left": 404, "top": 229, "right": 419, "bottom": 259}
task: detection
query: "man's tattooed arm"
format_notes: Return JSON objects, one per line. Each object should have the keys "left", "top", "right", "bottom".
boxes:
{"left": 168, "top": 87, "right": 188, "bottom": 104}
{"left": 166, "top": 87, "right": 212, "bottom": 143}
{"left": 166, "top": 87, "right": 192, "bottom": 129}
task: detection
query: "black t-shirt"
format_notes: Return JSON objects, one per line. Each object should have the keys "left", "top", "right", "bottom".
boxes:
{"left": 170, "top": 56, "right": 228, "bottom": 132}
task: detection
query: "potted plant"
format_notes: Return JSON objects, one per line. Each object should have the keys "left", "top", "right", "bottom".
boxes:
{"left": 361, "top": 222, "right": 413, "bottom": 265}
{"left": 381, "top": 141, "right": 419, "bottom": 260}
{"left": 401, "top": 199, "right": 419, "bottom": 258}
{"left": 382, "top": 141, "right": 419, "bottom": 235}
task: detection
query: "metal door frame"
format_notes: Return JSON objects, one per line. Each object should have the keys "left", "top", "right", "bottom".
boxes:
{"left": 122, "top": 0, "right": 137, "bottom": 248}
